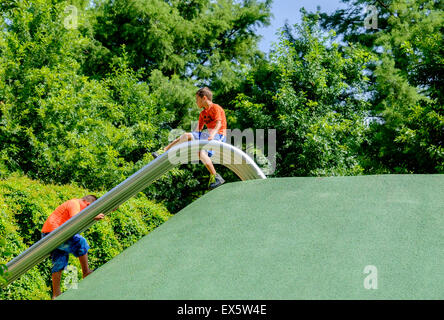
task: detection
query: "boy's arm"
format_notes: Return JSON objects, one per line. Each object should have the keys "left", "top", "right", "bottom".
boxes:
{"left": 208, "top": 121, "right": 222, "bottom": 140}
{"left": 195, "top": 113, "right": 204, "bottom": 132}
{"left": 94, "top": 206, "right": 118, "bottom": 220}
{"left": 208, "top": 106, "right": 224, "bottom": 140}
{"left": 68, "top": 200, "right": 105, "bottom": 221}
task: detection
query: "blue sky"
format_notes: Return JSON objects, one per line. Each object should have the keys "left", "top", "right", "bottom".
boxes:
{"left": 257, "top": 0, "right": 347, "bottom": 52}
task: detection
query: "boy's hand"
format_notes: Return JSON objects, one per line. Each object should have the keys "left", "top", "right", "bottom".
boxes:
{"left": 208, "top": 135, "right": 214, "bottom": 141}
{"left": 94, "top": 213, "right": 105, "bottom": 221}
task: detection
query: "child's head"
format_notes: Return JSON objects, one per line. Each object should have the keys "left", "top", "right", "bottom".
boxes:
{"left": 82, "top": 195, "right": 98, "bottom": 206}
{"left": 196, "top": 87, "right": 213, "bottom": 109}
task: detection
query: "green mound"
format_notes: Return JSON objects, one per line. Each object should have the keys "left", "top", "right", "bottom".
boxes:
{"left": 59, "top": 175, "right": 444, "bottom": 300}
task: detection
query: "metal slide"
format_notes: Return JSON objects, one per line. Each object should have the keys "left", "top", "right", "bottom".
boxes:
{"left": 3, "top": 140, "right": 266, "bottom": 286}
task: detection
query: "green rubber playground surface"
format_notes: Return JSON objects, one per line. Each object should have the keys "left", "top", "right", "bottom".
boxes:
{"left": 59, "top": 175, "right": 444, "bottom": 300}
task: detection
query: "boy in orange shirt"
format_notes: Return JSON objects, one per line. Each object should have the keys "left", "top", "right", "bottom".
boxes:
{"left": 41, "top": 195, "right": 104, "bottom": 299}
{"left": 152, "top": 87, "right": 227, "bottom": 189}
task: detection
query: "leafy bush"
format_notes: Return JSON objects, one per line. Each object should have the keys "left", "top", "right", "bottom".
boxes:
{"left": 0, "top": 174, "right": 171, "bottom": 300}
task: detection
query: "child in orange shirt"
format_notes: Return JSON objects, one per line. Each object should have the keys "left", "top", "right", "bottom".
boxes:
{"left": 41, "top": 195, "right": 104, "bottom": 299}
{"left": 152, "top": 87, "right": 227, "bottom": 189}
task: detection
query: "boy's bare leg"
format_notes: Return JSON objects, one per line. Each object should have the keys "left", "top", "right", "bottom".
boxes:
{"left": 51, "top": 254, "right": 91, "bottom": 299}
{"left": 199, "top": 150, "right": 217, "bottom": 175}
{"left": 78, "top": 254, "right": 93, "bottom": 278}
{"left": 164, "top": 133, "right": 193, "bottom": 151}
{"left": 52, "top": 271, "right": 62, "bottom": 299}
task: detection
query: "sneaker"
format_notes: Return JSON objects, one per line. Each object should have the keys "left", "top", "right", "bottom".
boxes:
{"left": 209, "top": 173, "right": 225, "bottom": 189}
{"left": 208, "top": 174, "right": 216, "bottom": 188}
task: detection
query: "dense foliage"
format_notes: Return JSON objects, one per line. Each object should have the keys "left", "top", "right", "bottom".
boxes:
{"left": 0, "top": 174, "right": 171, "bottom": 299}
{"left": 312, "top": 0, "right": 443, "bottom": 173}
{"left": 226, "top": 0, "right": 443, "bottom": 176}
{"left": 230, "top": 16, "right": 372, "bottom": 177}
{"left": 0, "top": 0, "right": 178, "bottom": 190}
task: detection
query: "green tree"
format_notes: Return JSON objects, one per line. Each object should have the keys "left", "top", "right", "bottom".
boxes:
{"left": 232, "top": 14, "right": 372, "bottom": 177}
{"left": 85, "top": 0, "right": 271, "bottom": 84}
{"left": 78, "top": 0, "right": 272, "bottom": 130}
{"left": 314, "top": 0, "right": 444, "bottom": 173}
{"left": 0, "top": 0, "right": 170, "bottom": 190}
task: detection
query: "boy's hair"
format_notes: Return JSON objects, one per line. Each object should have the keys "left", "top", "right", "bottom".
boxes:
{"left": 82, "top": 195, "right": 98, "bottom": 203}
{"left": 196, "top": 87, "right": 213, "bottom": 101}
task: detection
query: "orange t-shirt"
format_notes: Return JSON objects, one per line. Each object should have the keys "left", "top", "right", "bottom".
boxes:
{"left": 198, "top": 103, "right": 227, "bottom": 136}
{"left": 41, "top": 199, "right": 88, "bottom": 233}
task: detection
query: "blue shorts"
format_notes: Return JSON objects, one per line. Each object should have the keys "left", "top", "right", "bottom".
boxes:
{"left": 191, "top": 131, "right": 226, "bottom": 157}
{"left": 41, "top": 233, "right": 90, "bottom": 273}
